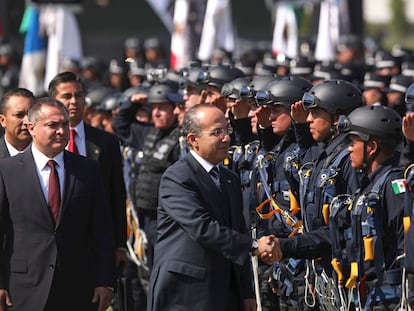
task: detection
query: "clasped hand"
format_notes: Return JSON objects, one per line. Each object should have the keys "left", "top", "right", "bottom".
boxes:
{"left": 255, "top": 235, "right": 282, "bottom": 265}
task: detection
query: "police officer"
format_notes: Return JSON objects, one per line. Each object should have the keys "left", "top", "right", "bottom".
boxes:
{"left": 270, "top": 80, "right": 363, "bottom": 309}
{"left": 0, "top": 42, "right": 20, "bottom": 96}
{"left": 112, "top": 81, "right": 181, "bottom": 310}
{"left": 402, "top": 88, "right": 414, "bottom": 308}
{"left": 197, "top": 64, "right": 245, "bottom": 113}
{"left": 386, "top": 74, "right": 413, "bottom": 117}
{"left": 220, "top": 76, "right": 256, "bottom": 220}
{"left": 253, "top": 76, "right": 313, "bottom": 311}
{"left": 341, "top": 105, "right": 404, "bottom": 310}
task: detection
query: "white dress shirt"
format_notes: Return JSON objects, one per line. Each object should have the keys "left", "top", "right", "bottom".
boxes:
{"left": 31, "top": 144, "right": 65, "bottom": 203}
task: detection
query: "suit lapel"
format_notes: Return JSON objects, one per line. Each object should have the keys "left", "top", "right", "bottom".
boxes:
{"left": 23, "top": 151, "right": 55, "bottom": 226}
{"left": 84, "top": 125, "right": 101, "bottom": 160}
{"left": 219, "top": 167, "right": 238, "bottom": 227}
{"left": 186, "top": 154, "right": 228, "bottom": 224}
{"left": 58, "top": 151, "right": 76, "bottom": 227}
{"left": 0, "top": 137, "right": 10, "bottom": 159}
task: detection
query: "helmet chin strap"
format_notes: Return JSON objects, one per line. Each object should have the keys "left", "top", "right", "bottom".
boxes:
{"left": 360, "top": 139, "right": 381, "bottom": 189}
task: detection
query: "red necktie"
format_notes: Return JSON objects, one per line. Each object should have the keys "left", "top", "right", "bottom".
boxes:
{"left": 47, "top": 160, "right": 60, "bottom": 222}
{"left": 68, "top": 129, "right": 79, "bottom": 154}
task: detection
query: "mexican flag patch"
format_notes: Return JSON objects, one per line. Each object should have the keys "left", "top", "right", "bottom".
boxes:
{"left": 391, "top": 179, "right": 406, "bottom": 194}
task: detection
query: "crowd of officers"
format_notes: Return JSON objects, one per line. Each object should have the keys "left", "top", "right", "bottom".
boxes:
{"left": 5, "top": 33, "right": 414, "bottom": 311}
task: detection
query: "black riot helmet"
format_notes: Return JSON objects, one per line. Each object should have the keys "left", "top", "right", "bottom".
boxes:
{"left": 97, "top": 92, "right": 127, "bottom": 113}
{"left": 301, "top": 79, "right": 363, "bottom": 115}
{"left": 180, "top": 65, "right": 209, "bottom": 90}
{"left": 147, "top": 82, "right": 181, "bottom": 105}
{"left": 342, "top": 105, "right": 402, "bottom": 148}
{"left": 255, "top": 76, "right": 312, "bottom": 108}
{"left": 85, "top": 87, "right": 113, "bottom": 109}
{"left": 197, "top": 65, "right": 245, "bottom": 90}
{"left": 248, "top": 75, "right": 281, "bottom": 93}
{"left": 221, "top": 77, "right": 252, "bottom": 100}
{"left": 405, "top": 82, "right": 414, "bottom": 105}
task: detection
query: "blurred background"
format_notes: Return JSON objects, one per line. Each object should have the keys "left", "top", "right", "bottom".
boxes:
{"left": 1, "top": 0, "right": 414, "bottom": 96}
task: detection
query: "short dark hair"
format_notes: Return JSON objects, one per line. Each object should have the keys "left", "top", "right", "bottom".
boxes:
{"left": 28, "top": 97, "right": 69, "bottom": 124}
{"left": 48, "top": 71, "right": 85, "bottom": 97}
{"left": 0, "top": 88, "right": 35, "bottom": 114}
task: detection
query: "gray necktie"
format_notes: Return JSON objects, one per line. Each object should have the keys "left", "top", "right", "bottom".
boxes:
{"left": 209, "top": 166, "right": 221, "bottom": 190}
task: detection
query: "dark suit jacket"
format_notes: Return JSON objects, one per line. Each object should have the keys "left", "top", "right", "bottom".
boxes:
{"left": 84, "top": 124, "right": 127, "bottom": 249}
{"left": 0, "top": 137, "right": 10, "bottom": 159}
{"left": 0, "top": 150, "right": 115, "bottom": 311}
{"left": 147, "top": 153, "right": 254, "bottom": 311}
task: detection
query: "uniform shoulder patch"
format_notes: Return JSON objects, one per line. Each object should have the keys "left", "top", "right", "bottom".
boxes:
{"left": 391, "top": 179, "right": 406, "bottom": 195}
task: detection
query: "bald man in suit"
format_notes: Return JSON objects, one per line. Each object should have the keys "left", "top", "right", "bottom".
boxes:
{"left": 147, "top": 104, "right": 279, "bottom": 311}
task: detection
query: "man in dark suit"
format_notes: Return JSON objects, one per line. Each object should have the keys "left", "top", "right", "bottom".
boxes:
{"left": 48, "top": 72, "right": 127, "bottom": 266}
{"left": 147, "top": 104, "right": 279, "bottom": 311}
{"left": 0, "top": 88, "right": 35, "bottom": 158}
{"left": 0, "top": 98, "right": 115, "bottom": 311}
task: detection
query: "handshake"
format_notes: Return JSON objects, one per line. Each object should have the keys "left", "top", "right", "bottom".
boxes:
{"left": 252, "top": 235, "right": 283, "bottom": 265}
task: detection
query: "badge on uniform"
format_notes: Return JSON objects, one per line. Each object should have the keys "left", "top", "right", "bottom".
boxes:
{"left": 391, "top": 179, "right": 406, "bottom": 194}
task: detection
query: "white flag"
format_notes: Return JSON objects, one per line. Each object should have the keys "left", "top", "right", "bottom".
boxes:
{"left": 197, "top": 0, "right": 235, "bottom": 62}
{"left": 272, "top": 3, "right": 298, "bottom": 59}
{"left": 41, "top": 5, "right": 83, "bottom": 91}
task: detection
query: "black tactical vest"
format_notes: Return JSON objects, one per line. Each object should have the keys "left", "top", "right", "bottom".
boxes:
{"left": 133, "top": 127, "right": 180, "bottom": 210}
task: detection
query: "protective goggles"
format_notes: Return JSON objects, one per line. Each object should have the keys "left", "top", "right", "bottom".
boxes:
{"left": 255, "top": 90, "right": 274, "bottom": 106}
{"left": 301, "top": 92, "right": 321, "bottom": 110}
{"left": 221, "top": 83, "right": 254, "bottom": 99}
{"left": 255, "top": 91, "right": 293, "bottom": 107}
{"left": 197, "top": 71, "right": 210, "bottom": 84}
{"left": 336, "top": 115, "right": 370, "bottom": 141}
{"left": 336, "top": 115, "right": 350, "bottom": 134}
{"left": 406, "top": 88, "right": 414, "bottom": 105}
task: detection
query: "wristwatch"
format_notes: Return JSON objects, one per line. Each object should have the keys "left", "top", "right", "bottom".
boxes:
{"left": 250, "top": 239, "right": 259, "bottom": 256}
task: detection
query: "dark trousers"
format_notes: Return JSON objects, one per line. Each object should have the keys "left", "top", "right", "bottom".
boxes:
{"left": 44, "top": 269, "right": 96, "bottom": 311}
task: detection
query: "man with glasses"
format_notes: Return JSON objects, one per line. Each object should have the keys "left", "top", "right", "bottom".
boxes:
{"left": 147, "top": 103, "right": 280, "bottom": 311}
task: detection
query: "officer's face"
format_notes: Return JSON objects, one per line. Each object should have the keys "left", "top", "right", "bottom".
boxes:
{"left": 269, "top": 105, "right": 291, "bottom": 136}
{"left": 0, "top": 95, "right": 33, "bottom": 150}
{"left": 362, "top": 88, "right": 382, "bottom": 106}
{"left": 306, "top": 108, "right": 332, "bottom": 142}
{"left": 203, "top": 86, "right": 225, "bottom": 112}
{"left": 151, "top": 102, "right": 176, "bottom": 129}
{"left": 183, "top": 87, "right": 201, "bottom": 108}
{"left": 387, "top": 91, "right": 402, "bottom": 107}
{"left": 247, "top": 104, "right": 259, "bottom": 135}
{"left": 348, "top": 134, "right": 365, "bottom": 169}
{"left": 173, "top": 103, "right": 186, "bottom": 126}
{"left": 188, "top": 106, "right": 230, "bottom": 165}
{"left": 53, "top": 81, "right": 85, "bottom": 127}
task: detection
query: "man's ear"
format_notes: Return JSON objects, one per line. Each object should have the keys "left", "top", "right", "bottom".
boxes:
{"left": 27, "top": 122, "right": 35, "bottom": 137}
{"left": 187, "top": 133, "right": 198, "bottom": 149}
{"left": 367, "top": 138, "right": 380, "bottom": 156}
{"left": 0, "top": 114, "right": 6, "bottom": 128}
